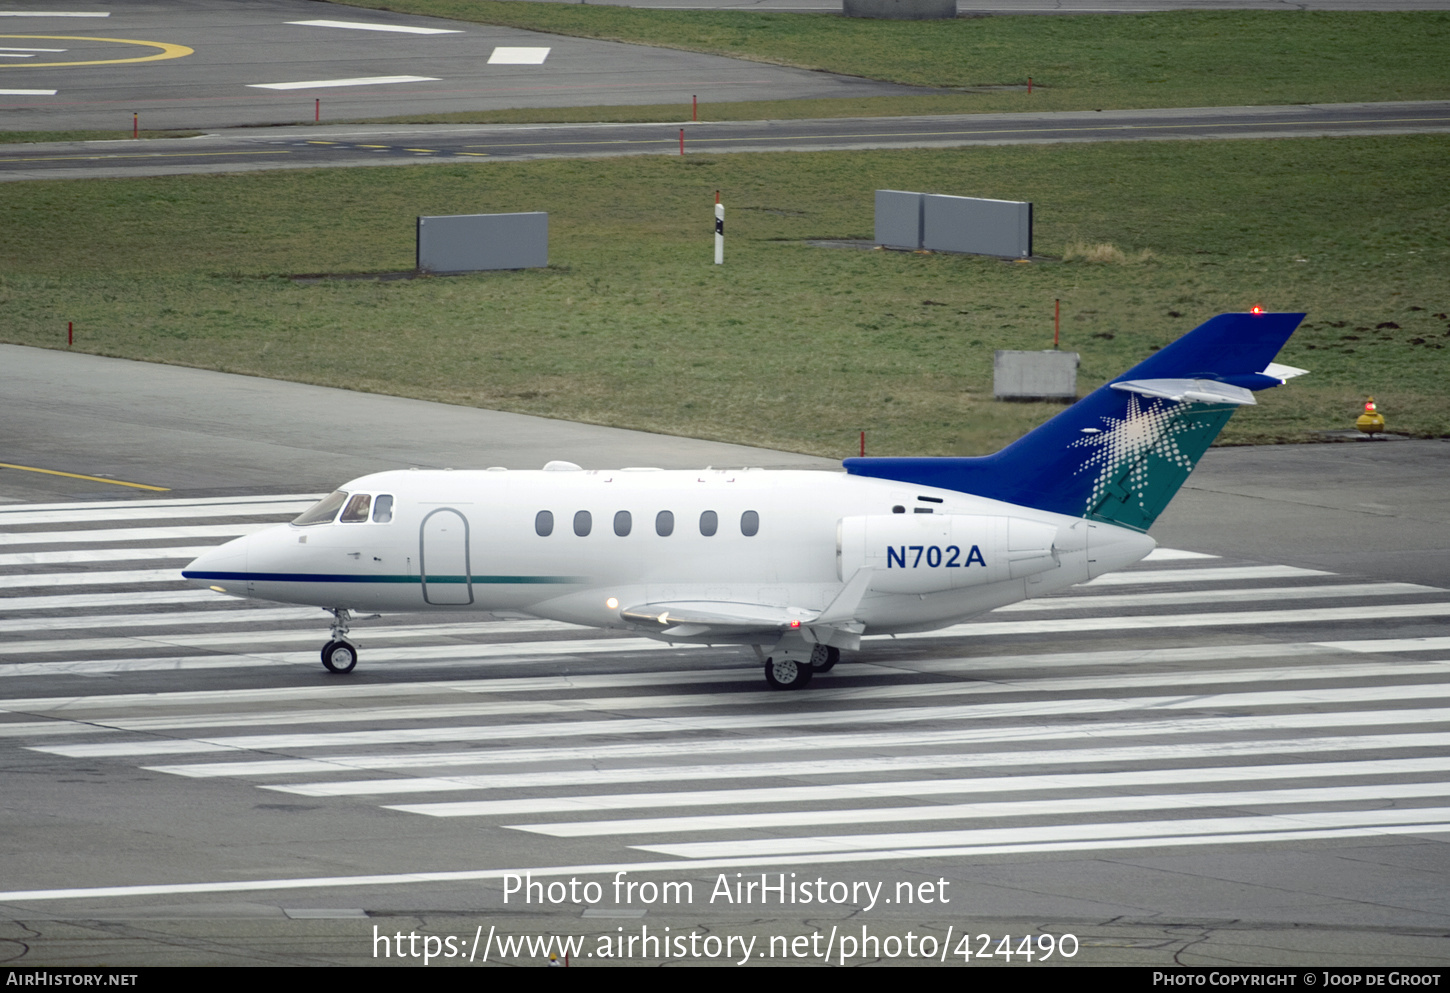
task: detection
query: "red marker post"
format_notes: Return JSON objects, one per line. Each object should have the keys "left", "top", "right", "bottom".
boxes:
{"left": 679, "top": 129, "right": 684, "bottom": 156}
{"left": 68, "top": 321, "right": 73, "bottom": 347}
{"left": 133, "top": 112, "right": 138, "bottom": 139}
{"left": 692, "top": 94, "right": 697, "bottom": 122}
{"left": 1054, "top": 298, "right": 1060, "bottom": 348}
{"left": 315, "top": 98, "right": 320, "bottom": 122}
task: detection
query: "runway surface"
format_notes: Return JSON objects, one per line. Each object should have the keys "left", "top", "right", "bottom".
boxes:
{"left": 1, "top": 347, "right": 1447, "bottom": 967}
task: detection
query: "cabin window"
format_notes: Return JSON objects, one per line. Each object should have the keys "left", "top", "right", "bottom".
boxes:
{"left": 614, "top": 510, "right": 632, "bottom": 537}
{"left": 740, "top": 510, "right": 759, "bottom": 537}
{"left": 574, "top": 510, "right": 592, "bottom": 537}
{"left": 892, "top": 505, "right": 906, "bottom": 514}
{"left": 293, "top": 490, "right": 349, "bottom": 526}
{"left": 655, "top": 510, "right": 674, "bottom": 536}
{"left": 339, "top": 493, "right": 372, "bottom": 523}
{"left": 372, "top": 494, "right": 394, "bottom": 523}
{"left": 699, "top": 510, "right": 718, "bottom": 537}
{"left": 535, "top": 510, "right": 554, "bottom": 536}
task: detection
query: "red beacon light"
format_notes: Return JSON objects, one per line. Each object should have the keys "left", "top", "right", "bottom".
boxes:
{"left": 1250, "top": 306, "right": 1265, "bottom": 315}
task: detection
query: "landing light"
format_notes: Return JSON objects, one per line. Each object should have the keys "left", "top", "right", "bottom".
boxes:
{"left": 210, "top": 586, "right": 227, "bottom": 594}
{"left": 606, "top": 597, "right": 619, "bottom": 610}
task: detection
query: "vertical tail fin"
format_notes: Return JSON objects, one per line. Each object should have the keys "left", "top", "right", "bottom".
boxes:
{"left": 845, "top": 312, "right": 1306, "bottom": 531}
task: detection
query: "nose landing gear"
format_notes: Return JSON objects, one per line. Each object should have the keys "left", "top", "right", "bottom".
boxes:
{"left": 321, "top": 608, "right": 358, "bottom": 674}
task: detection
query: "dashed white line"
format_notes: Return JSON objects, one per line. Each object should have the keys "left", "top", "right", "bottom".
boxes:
{"left": 0, "top": 88, "right": 56, "bottom": 95}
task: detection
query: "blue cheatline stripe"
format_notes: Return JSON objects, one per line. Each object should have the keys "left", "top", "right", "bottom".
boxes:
{"left": 180, "top": 571, "right": 584, "bottom": 585}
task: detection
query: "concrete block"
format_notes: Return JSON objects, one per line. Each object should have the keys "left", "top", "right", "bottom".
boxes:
{"left": 994, "top": 350, "right": 1080, "bottom": 402}
{"left": 923, "top": 194, "right": 1032, "bottom": 258}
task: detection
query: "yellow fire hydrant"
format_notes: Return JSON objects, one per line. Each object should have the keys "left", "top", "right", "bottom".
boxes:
{"left": 1356, "top": 397, "right": 1385, "bottom": 439}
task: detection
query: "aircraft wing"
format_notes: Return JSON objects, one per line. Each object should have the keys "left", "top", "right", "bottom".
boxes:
{"left": 620, "top": 569, "right": 873, "bottom": 648}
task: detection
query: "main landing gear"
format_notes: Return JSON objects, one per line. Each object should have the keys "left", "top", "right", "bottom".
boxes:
{"left": 321, "top": 608, "right": 358, "bottom": 674}
{"left": 762, "top": 645, "right": 840, "bottom": 690}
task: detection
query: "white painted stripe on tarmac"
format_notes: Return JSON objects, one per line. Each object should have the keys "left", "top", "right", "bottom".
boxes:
{"left": 634, "top": 806, "right": 1450, "bottom": 859}
{"left": 0, "top": 590, "right": 225, "bottom": 613}
{"left": 263, "top": 736, "right": 1450, "bottom": 800}
{"left": 0, "top": 607, "right": 318, "bottom": 635}
{"left": 115, "top": 705, "right": 1450, "bottom": 778}
{"left": 0, "top": 494, "right": 320, "bottom": 514}
{"left": 0, "top": 12, "right": 108, "bottom": 17}
{"left": 0, "top": 546, "right": 216, "bottom": 567}
{"left": 151, "top": 719, "right": 1450, "bottom": 780}
{"left": 8, "top": 821, "right": 1450, "bottom": 903}
{"left": 1141, "top": 549, "right": 1218, "bottom": 561}
{"left": 0, "top": 501, "right": 309, "bottom": 526}
{"left": 488, "top": 47, "right": 550, "bottom": 64}
{"left": 0, "top": 523, "right": 270, "bottom": 546}
{"left": 0, "top": 89, "right": 56, "bottom": 95}
{"left": 247, "top": 76, "right": 439, "bottom": 90}
{"left": 374, "top": 753, "right": 1450, "bottom": 811}
{"left": 514, "top": 782, "right": 1450, "bottom": 837}
{"left": 0, "top": 47, "right": 67, "bottom": 52}
{"left": 287, "top": 19, "right": 462, "bottom": 34}
{"left": 22, "top": 661, "right": 1448, "bottom": 735}
{"left": 0, "top": 569, "right": 184, "bottom": 589}
{"left": 1084, "top": 566, "right": 1329, "bottom": 585}
{"left": 35, "top": 682, "right": 1450, "bottom": 758}
{"left": 999, "top": 582, "right": 1443, "bottom": 611}
{"left": 1320, "top": 637, "right": 1450, "bottom": 653}
{"left": 911, "top": 601, "right": 1450, "bottom": 639}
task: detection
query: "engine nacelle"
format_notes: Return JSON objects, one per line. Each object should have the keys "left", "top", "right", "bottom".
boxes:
{"left": 838, "top": 514, "right": 1060, "bottom": 594}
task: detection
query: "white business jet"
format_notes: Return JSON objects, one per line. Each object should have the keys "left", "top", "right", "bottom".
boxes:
{"left": 184, "top": 311, "right": 1307, "bottom": 689}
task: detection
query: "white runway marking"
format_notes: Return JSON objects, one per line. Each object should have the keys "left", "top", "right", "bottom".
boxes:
{"left": 0, "top": 46, "right": 66, "bottom": 52}
{"left": 0, "top": 501, "right": 309, "bottom": 526}
{"left": 488, "top": 47, "right": 550, "bottom": 65}
{"left": 0, "top": 89, "right": 56, "bottom": 96}
{"left": 0, "top": 11, "right": 108, "bottom": 16}
{"left": 0, "top": 546, "right": 217, "bottom": 567}
{"left": 0, "top": 494, "right": 321, "bottom": 514}
{"left": 0, "top": 524, "right": 271, "bottom": 547}
{"left": 634, "top": 807, "right": 1450, "bottom": 859}
{"left": 1085, "top": 565, "right": 1330, "bottom": 585}
{"left": 287, "top": 19, "right": 462, "bottom": 35}
{"left": 518, "top": 782, "right": 1450, "bottom": 837}
{"left": 248, "top": 76, "right": 439, "bottom": 91}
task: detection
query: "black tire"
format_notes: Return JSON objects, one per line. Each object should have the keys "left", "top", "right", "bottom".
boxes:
{"left": 809, "top": 645, "right": 840, "bottom": 672}
{"left": 763, "top": 656, "right": 813, "bottom": 690}
{"left": 322, "top": 639, "right": 358, "bottom": 674}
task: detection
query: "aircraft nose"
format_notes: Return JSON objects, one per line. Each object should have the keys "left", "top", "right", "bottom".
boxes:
{"left": 182, "top": 533, "right": 250, "bottom": 590}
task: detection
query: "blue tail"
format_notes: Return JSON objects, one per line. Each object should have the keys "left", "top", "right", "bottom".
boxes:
{"left": 844, "top": 311, "right": 1306, "bottom": 531}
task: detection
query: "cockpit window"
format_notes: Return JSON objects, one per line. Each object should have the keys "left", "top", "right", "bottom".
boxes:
{"left": 372, "top": 494, "right": 394, "bottom": 524}
{"left": 340, "top": 493, "right": 372, "bottom": 523}
{"left": 293, "top": 490, "right": 349, "bottom": 526}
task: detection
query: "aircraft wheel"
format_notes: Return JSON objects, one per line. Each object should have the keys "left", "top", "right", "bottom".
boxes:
{"left": 809, "top": 645, "right": 840, "bottom": 672}
{"left": 322, "top": 640, "right": 358, "bottom": 674}
{"left": 763, "top": 657, "right": 812, "bottom": 690}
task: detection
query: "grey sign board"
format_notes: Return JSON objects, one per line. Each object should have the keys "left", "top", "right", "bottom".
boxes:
{"left": 874, "top": 191, "right": 1033, "bottom": 258}
{"left": 874, "top": 190, "right": 924, "bottom": 250}
{"left": 417, "top": 212, "right": 548, "bottom": 273}
{"left": 994, "top": 350, "right": 1079, "bottom": 402}
{"left": 923, "top": 194, "right": 1032, "bottom": 258}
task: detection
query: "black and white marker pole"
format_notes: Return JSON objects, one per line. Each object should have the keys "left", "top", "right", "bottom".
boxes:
{"left": 714, "top": 190, "right": 724, "bottom": 265}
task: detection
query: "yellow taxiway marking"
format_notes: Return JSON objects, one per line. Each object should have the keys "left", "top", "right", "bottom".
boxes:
{"left": 405, "top": 148, "right": 436, "bottom": 153}
{"left": 0, "top": 36, "right": 193, "bottom": 69}
{"left": 0, "top": 462, "right": 169, "bottom": 492}
{"left": 0, "top": 150, "right": 290, "bottom": 163}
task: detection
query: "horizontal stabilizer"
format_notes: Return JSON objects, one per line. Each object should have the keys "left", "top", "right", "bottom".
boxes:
{"left": 1111, "top": 378, "right": 1256, "bottom": 406}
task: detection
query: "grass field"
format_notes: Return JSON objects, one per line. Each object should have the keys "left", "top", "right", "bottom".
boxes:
{"left": 331, "top": 3, "right": 1449, "bottom": 116}
{"left": 2, "top": 134, "right": 1445, "bottom": 458}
